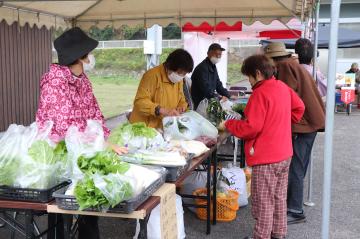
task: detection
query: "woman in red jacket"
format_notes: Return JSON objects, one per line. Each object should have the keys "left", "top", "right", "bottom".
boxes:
{"left": 221, "top": 55, "right": 305, "bottom": 239}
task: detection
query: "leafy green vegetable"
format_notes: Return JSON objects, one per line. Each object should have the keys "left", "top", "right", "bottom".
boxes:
{"left": 77, "top": 151, "right": 130, "bottom": 175}
{"left": 74, "top": 174, "right": 133, "bottom": 210}
{"left": 54, "top": 141, "right": 68, "bottom": 162}
{"left": 207, "top": 98, "right": 226, "bottom": 126}
{"left": 108, "top": 122, "right": 157, "bottom": 146}
{"left": 231, "top": 103, "right": 247, "bottom": 116}
{"left": 0, "top": 158, "right": 20, "bottom": 186}
{"left": 74, "top": 176, "right": 109, "bottom": 210}
{"left": 28, "top": 140, "right": 55, "bottom": 164}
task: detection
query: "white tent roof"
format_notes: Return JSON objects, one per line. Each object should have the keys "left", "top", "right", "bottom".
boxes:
{"left": 0, "top": 0, "right": 313, "bottom": 29}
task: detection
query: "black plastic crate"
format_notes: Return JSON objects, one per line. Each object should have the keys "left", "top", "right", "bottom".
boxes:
{"left": 0, "top": 181, "right": 71, "bottom": 203}
{"left": 53, "top": 167, "right": 167, "bottom": 214}
{"left": 165, "top": 163, "right": 191, "bottom": 182}
{"left": 164, "top": 153, "right": 194, "bottom": 182}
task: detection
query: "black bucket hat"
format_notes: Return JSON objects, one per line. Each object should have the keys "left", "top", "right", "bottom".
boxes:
{"left": 54, "top": 27, "right": 98, "bottom": 66}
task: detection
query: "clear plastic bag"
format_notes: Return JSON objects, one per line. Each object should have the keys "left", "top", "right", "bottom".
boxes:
{"left": 196, "top": 98, "right": 209, "bottom": 118}
{"left": 92, "top": 173, "right": 134, "bottom": 208}
{"left": 0, "top": 121, "right": 68, "bottom": 189}
{"left": 65, "top": 120, "right": 106, "bottom": 182}
{"left": 163, "top": 110, "right": 218, "bottom": 141}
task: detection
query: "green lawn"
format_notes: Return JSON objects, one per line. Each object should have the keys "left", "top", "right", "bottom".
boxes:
{"left": 90, "top": 75, "right": 140, "bottom": 118}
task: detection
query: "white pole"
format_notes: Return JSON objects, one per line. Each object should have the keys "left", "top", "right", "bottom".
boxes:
{"left": 321, "top": 0, "right": 341, "bottom": 238}
{"left": 305, "top": 0, "right": 320, "bottom": 208}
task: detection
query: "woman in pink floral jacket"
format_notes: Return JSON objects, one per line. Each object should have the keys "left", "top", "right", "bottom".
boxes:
{"left": 36, "top": 27, "right": 124, "bottom": 239}
{"left": 36, "top": 28, "right": 109, "bottom": 142}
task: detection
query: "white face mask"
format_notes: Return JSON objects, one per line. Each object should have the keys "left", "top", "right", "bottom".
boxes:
{"left": 168, "top": 72, "right": 184, "bottom": 83}
{"left": 82, "top": 54, "right": 96, "bottom": 72}
{"left": 210, "top": 56, "right": 221, "bottom": 64}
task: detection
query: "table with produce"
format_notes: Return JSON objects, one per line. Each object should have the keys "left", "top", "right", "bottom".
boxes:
{"left": 0, "top": 97, "right": 249, "bottom": 238}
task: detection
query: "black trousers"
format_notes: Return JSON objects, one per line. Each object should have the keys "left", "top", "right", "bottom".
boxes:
{"left": 78, "top": 216, "right": 100, "bottom": 239}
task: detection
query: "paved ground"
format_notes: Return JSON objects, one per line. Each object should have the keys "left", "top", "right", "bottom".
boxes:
{"left": 1, "top": 109, "right": 360, "bottom": 239}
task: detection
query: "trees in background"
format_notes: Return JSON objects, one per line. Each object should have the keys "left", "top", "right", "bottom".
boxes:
{"left": 87, "top": 24, "right": 181, "bottom": 41}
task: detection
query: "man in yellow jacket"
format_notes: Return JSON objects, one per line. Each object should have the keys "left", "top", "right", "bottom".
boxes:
{"left": 129, "top": 49, "right": 194, "bottom": 129}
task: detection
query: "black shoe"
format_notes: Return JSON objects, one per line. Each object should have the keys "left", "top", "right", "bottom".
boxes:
{"left": 287, "top": 211, "right": 306, "bottom": 225}
{"left": 243, "top": 237, "right": 253, "bottom": 239}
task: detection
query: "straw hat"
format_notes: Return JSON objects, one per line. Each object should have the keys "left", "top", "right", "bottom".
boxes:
{"left": 264, "top": 42, "right": 292, "bottom": 58}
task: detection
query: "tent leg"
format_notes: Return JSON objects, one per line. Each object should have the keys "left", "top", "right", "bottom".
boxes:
{"left": 304, "top": 0, "right": 320, "bottom": 208}
{"left": 304, "top": 151, "right": 315, "bottom": 207}
{"left": 321, "top": 1, "right": 341, "bottom": 239}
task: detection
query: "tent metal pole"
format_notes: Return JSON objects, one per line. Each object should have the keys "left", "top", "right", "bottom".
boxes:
{"left": 304, "top": 0, "right": 320, "bottom": 208}
{"left": 321, "top": 0, "right": 341, "bottom": 238}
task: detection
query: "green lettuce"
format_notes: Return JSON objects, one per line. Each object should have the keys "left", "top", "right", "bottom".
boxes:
{"left": 74, "top": 176, "right": 109, "bottom": 210}
{"left": 77, "top": 151, "right": 130, "bottom": 175}
{"left": 74, "top": 174, "right": 133, "bottom": 210}
{"left": 108, "top": 122, "right": 157, "bottom": 146}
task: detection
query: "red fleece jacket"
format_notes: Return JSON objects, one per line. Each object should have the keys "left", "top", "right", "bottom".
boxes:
{"left": 225, "top": 78, "right": 305, "bottom": 166}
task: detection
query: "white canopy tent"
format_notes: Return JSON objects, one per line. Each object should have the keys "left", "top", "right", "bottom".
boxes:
{"left": 0, "top": 0, "right": 312, "bottom": 29}
{"left": 0, "top": 1, "right": 342, "bottom": 239}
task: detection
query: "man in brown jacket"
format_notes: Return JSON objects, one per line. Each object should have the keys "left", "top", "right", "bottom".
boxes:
{"left": 265, "top": 42, "right": 325, "bottom": 225}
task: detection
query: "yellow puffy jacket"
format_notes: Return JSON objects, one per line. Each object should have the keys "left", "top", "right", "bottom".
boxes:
{"left": 129, "top": 64, "right": 188, "bottom": 129}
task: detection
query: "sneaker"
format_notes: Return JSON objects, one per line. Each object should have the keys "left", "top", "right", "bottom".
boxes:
{"left": 287, "top": 211, "right": 306, "bottom": 225}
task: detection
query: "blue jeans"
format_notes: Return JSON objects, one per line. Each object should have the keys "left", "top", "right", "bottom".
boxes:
{"left": 287, "top": 132, "right": 317, "bottom": 213}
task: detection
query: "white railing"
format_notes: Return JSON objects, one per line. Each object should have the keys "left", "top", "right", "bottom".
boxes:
{"left": 52, "top": 39, "right": 261, "bottom": 51}
{"left": 96, "top": 39, "right": 182, "bottom": 49}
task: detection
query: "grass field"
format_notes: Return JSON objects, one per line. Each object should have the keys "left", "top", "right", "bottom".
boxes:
{"left": 90, "top": 75, "right": 140, "bottom": 118}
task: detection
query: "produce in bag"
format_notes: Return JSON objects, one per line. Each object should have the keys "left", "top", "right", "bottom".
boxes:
{"left": 0, "top": 121, "right": 69, "bottom": 189}
{"left": 169, "top": 140, "right": 209, "bottom": 157}
{"left": 124, "top": 164, "right": 162, "bottom": 196}
{"left": 73, "top": 148, "right": 134, "bottom": 210}
{"left": 108, "top": 122, "right": 165, "bottom": 152}
{"left": 74, "top": 173, "right": 134, "bottom": 211}
{"left": 120, "top": 150, "right": 186, "bottom": 166}
{"left": 65, "top": 120, "right": 107, "bottom": 182}
{"left": 16, "top": 140, "right": 69, "bottom": 189}
{"left": 206, "top": 98, "right": 226, "bottom": 126}
{"left": 77, "top": 150, "right": 130, "bottom": 175}
{"left": 163, "top": 110, "right": 218, "bottom": 141}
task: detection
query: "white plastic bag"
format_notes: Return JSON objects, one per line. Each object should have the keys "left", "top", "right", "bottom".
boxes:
{"left": 163, "top": 110, "right": 218, "bottom": 141}
{"left": 180, "top": 170, "right": 207, "bottom": 213}
{"left": 196, "top": 98, "right": 209, "bottom": 118}
{"left": 92, "top": 173, "right": 135, "bottom": 208}
{"left": 0, "top": 121, "right": 68, "bottom": 189}
{"left": 65, "top": 120, "right": 106, "bottom": 181}
{"left": 221, "top": 165, "right": 248, "bottom": 207}
{"left": 135, "top": 194, "right": 185, "bottom": 239}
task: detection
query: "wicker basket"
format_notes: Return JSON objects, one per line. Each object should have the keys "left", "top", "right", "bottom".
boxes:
{"left": 193, "top": 188, "right": 239, "bottom": 222}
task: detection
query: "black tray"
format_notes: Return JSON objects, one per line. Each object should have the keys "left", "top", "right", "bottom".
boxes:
{"left": 0, "top": 181, "right": 71, "bottom": 203}
{"left": 165, "top": 163, "right": 191, "bottom": 182}
{"left": 53, "top": 167, "right": 167, "bottom": 214}
{"left": 165, "top": 153, "right": 194, "bottom": 182}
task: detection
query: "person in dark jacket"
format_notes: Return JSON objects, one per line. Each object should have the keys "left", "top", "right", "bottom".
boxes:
{"left": 191, "top": 43, "right": 231, "bottom": 109}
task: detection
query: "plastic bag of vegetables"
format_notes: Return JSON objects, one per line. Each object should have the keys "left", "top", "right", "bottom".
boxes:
{"left": 74, "top": 173, "right": 134, "bottom": 211}
{"left": 65, "top": 120, "right": 106, "bottom": 181}
{"left": 0, "top": 121, "right": 69, "bottom": 189}
{"left": 108, "top": 122, "right": 165, "bottom": 152}
{"left": 16, "top": 140, "right": 69, "bottom": 189}
{"left": 163, "top": 111, "right": 218, "bottom": 141}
